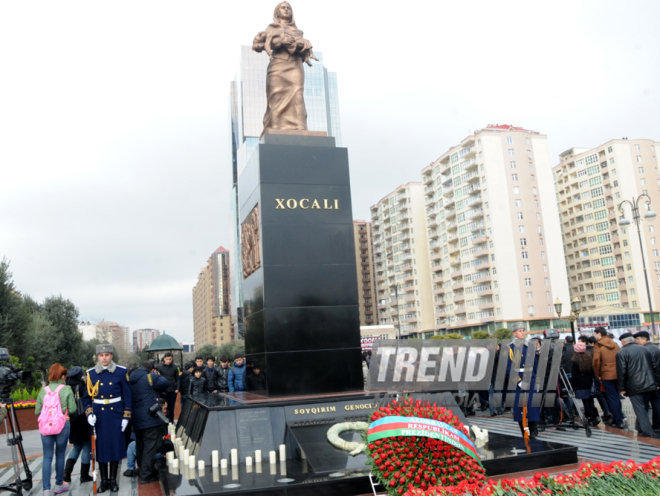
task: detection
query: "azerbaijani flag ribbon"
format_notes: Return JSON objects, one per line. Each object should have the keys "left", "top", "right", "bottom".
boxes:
{"left": 367, "top": 416, "right": 482, "bottom": 466}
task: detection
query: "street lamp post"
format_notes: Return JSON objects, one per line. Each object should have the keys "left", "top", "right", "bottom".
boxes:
{"left": 619, "top": 195, "right": 657, "bottom": 335}
{"left": 554, "top": 297, "right": 582, "bottom": 342}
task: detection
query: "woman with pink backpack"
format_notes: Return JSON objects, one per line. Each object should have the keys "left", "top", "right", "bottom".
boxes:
{"left": 35, "top": 363, "right": 77, "bottom": 496}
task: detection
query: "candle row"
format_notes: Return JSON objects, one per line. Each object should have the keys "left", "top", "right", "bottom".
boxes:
{"left": 167, "top": 444, "right": 287, "bottom": 470}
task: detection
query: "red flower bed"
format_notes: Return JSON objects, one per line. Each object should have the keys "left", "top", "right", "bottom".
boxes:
{"left": 366, "top": 397, "right": 486, "bottom": 495}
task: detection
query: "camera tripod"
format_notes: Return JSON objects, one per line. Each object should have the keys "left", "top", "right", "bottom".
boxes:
{"left": 540, "top": 367, "right": 593, "bottom": 438}
{"left": 1, "top": 399, "right": 33, "bottom": 495}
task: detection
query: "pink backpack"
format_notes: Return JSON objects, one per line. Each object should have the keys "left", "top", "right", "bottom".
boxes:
{"left": 38, "top": 385, "right": 67, "bottom": 436}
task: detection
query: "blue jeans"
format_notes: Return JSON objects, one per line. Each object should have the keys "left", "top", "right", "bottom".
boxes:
{"left": 602, "top": 379, "right": 624, "bottom": 424}
{"left": 67, "top": 441, "right": 91, "bottom": 464}
{"left": 127, "top": 441, "right": 136, "bottom": 470}
{"left": 41, "top": 421, "right": 70, "bottom": 490}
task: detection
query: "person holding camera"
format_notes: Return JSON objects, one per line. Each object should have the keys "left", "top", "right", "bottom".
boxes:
{"left": 128, "top": 360, "right": 170, "bottom": 484}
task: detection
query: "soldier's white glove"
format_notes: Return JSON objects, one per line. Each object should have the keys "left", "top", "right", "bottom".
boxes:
{"left": 121, "top": 419, "right": 129, "bottom": 432}
{"left": 88, "top": 414, "right": 97, "bottom": 426}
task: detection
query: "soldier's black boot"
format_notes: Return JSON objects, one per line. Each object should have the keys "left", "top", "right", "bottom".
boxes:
{"left": 529, "top": 421, "right": 539, "bottom": 439}
{"left": 63, "top": 458, "right": 76, "bottom": 483}
{"left": 98, "top": 462, "right": 110, "bottom": 493}
{"left": 80, "top": 463, "right": 93, "bottom": 483}
{"left": 109, "top": 461, "right": 120, "bottom": 492}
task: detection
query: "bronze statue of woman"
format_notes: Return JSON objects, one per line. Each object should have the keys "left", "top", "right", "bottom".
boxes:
{"left": 252, "top": 2, "right": 318, "bottom": 136}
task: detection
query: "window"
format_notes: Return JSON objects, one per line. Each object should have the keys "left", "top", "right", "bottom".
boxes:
{"left": 591, "top": 187, "right": 604, "bottom": 198}
{"left": 604, "top": 280, "right": 618, "bottom": 290}
{"left": 543, "top": 265, "right": 547, "bottom": 272}
{"left": 525, "top": 278, "right": 532, "bottom": 286}
{"left": 527, "top": 292, "right": 533, "bottom": 299}
{"left": 651, "top": 226, "right": 655, "bottom": 233}
{"left": 507, "top": 137, "right": 513, "bottom": 144}
{"left": 527, "top": 150, "right": 532, "bottom": 158}
{"left": 529, "top": 162, "right": 533, "bottom": 169}
{"left": 598, "top": 233, "right": 611, "bottom": 243}
{"left": 536, "top": 213, "right": 540, "bottom": 220}
{"left": 510, "top": 161, "right": 516, "bottom": 168}
{"left": 521, "top": 238, "right": 527, "bottom": 246}
{"left": 513, "top": 187, "right": 520, "bottom": 194}
{"left": 519, "top": 226, "right": 525, "bottom": 233}
{"left": 602, "top": 256, "right": 614, "bottom": 266}
{"left": 608, "top": 146, "right": 613, "bottom": 153}
{"left": 509, "top": 149, "right": 515, "bottom": 156}
{"left": 635, "top": 144, "right": 641, "bottom": 151}
{"left": 639, "top": 167, "right": 644, "bottom": 173}
{"left": 538, "top": 226, "right": 542, "bottom": 234}
{"left": 656, "top": 262, "right": 660, "bottom": 270}
{"left": 654, "top": 250, "right": 659, "bottom": 256}
{"left": 541, "top": 251, "right": 545, "bottom": 258}
{"left": 653, "top": 238, "right": 657, "bottom": 245}
{"left": 517, "top": 212, "right": 523, "bottom": 219}
{"left": 512, "top": 174, "right": 518, "bottom": 181}
{"left": 533, "top": 187, "right": 537, "bottom": 195}
{"left": 642, "top": 178, "right": 647, "bottom": 185}
{"left": 544, "top": 278, "right": 549, "bottom": 286}
{"left": 603, "top": 268, "right": 616, "bottom": 277}
{"left": 515, "top": 199, "right": 522, "bottom": 207}
{"left": 523, "top": 265, "right": 530, "bottom": 272}
{"left": 637, "top": 156, "right": 643, "bottom": 162}
{"left": 526, "top": 138, "right": 530, "bottom": 145}
{"left": 606, "top": 292, "right": 619, "bottom": 302}
{"left": 528, "top": 305, "right": 535, "bottom": 313}
{"left": 522, "top": 251, "right": 529, "bottom": 259}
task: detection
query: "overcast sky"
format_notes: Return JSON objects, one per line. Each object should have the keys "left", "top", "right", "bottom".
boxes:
{"left": 2, "top": 1, "right": 659, "bottom": 342}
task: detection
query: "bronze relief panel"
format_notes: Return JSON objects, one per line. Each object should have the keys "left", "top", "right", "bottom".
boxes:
{"left": 242, "top": 205, "right": 261, "bottom": 279}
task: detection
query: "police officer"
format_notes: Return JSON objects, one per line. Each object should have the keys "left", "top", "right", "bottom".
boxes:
{"left": 506, "top": 322, "right": 541, "bottom": 439}
{"left": 83, "top": 344, "right": 132, "bottom": 493}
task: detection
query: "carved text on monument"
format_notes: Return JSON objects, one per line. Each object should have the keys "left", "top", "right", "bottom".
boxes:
{"left": 275, "top": 198, "right": 339, "bottom": 210}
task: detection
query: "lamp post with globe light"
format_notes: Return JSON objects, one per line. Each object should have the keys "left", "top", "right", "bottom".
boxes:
{"left": 554, "top": 297, "right": 582, "bottom": 342}
{"left": 618, "top": 194, "right": 657, "bottom": 335}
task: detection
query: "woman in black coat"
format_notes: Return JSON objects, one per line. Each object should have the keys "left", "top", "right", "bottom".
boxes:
{"left": 571, "top": 343, "right": 599, "bottom": 426}
{"left": 63, "top": 367, "right": 93, "bottom": 483}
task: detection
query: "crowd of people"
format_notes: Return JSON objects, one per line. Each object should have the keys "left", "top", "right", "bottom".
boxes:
{"left": 28, "top": 345, "right": 264, "bottom": 495}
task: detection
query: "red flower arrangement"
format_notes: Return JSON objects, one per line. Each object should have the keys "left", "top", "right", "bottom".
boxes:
{"left": 365, "top": 397, "right": 486, "bottom": 495}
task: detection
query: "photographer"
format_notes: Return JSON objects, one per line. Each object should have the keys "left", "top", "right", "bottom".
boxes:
{"left": 156, "top": 353, "right": 180, "bottom": 424}
{"left": 129, "top": 361, "right": 169, "bottom": 484}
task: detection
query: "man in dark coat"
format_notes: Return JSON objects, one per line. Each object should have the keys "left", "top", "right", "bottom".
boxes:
{"left": 634, "top": 330, "right": 660, "bottom": 431}
{"left": 246, "top": 361, "right": 267, "bottom": 391}
{"left": 616, "top": 332, "right": 660, "bottom": 438}
{"left": 561, "top": 336, "right": 575, "bottom": 375}
{"left": 179, "top": 362, "right": 195, "bottom": 411}
{"left": 506, "top": 322, "right": 541, "bottom": 438}
{"left": 83, "top": 344, "right": 132, "bottom": 493}
{"left": 215, "top": 355, "right": 231, "bottom": 393}
{"left": 188, "top": 368, "right": 207, "bottom": 396}
{"left": 204, "top": 356, "right": 219, "bottom": 393}
{"left": 156, "top": 352, "right": 180, "bottom": 424}
{"left": 129, "top": 361, "right": 170, "bottom": 483}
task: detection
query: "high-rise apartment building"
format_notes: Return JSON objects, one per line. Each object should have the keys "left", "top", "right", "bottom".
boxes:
{"left": 192, "top": 247, "right": 233, "bottom": 347}
{"left": 553, "top": 139, "right": 660, "bottom": 329}
{"left": 371, "top": 183, "right": 435, "bottom": 336}
{"left": 422, "top": 125, "right": 569, "bottom": 335}
{"left": 97, "top": 321, "right": 130, "bottom": 355}
{"left": 353, "top": 220, "right": 377, "bottom": 326}
{"left": 78, "top": 322, "right": 99, "bottom": 342}
{"left": 132, "top": 328, "right": 161, "bottom": 352}
{"left": 228, "top": 46, "right": 342, "bottom": 339}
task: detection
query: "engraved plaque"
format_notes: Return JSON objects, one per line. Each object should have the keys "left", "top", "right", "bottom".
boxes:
{"left": 241, "top": 205, "right": 261, "bottom": 278}
{"left": 236, "top": 408, "right": 274, "bottom": 456}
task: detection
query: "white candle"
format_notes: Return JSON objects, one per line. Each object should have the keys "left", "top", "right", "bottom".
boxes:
{"left": 230, "top": 449, "right": 238, "bottom": 466}
{"left": 172, "top": 459, "right": 179, "bottom": 469}
{"left": 269, "top": 450, "right": 276, "bottom": 464}
{"left": 166, "top": 451, "right": 174, "bottom": 463}
{"left": 279, "top": 444, "right": 286, "bottom": 461}
{"left": 220, "top": 458, "right": 227, "bottom": 469}
{"left": 255, "top": 450, "right": 262, "bottom": 463}
{"left": 221, "top": 466, "right": 227, "bottom": 476}
{"left": 198, "top": 460, "right": 204, "bottom": 470}
{"left": 211, "top": 450, "right": 219, "bottom": 467}
{"left": 189, "top": 455, "right": 195, "bottom": 468}
{"left": 246, "top": 456, "right": 252, "bottom": 466}
{"left": 178, "top": 446, "right": 185, "bottom": 460}
{"left": 183, "top": 449, "right": 190, "bottom": 464}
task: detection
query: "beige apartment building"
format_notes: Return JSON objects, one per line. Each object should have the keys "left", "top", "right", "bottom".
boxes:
{"left": 193, "top": 246, "right": 233, "bottom": 347}
{"left": 553, "top": 139, "right": 660, "bottom": 331}
{"left": 353, "top": 220, "right": 377, "bottom": 326}
{"left": 370, "top": 183, "right": 435, "bottom": 336}
{"left": 422, "top": 125, "right": 570, "bottom": 335}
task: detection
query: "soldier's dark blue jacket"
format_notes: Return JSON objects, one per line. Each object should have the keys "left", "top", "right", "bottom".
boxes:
{"left": 129, "top": 366, "right": 170, "bottom": 431}
{"left": 82, "top": 362, "right": 132, "bottom": 462}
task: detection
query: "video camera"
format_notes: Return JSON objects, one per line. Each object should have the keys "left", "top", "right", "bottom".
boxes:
{"left": 0, "top": 348, "right": 23, "bottom": 401}
{"left": 149, "top": 398, "right": 170, "bottom": 425}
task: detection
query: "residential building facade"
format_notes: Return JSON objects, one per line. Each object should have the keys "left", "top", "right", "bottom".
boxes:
{"left": 97, "top": 321, "right": 130, "bottom": 355}
{"left": 422, "top": 125, "right": 570, "bottom": 335}
{"left": 553, "top": 138, "right": 660, "bottom": 328}
{"left": 371, "top": 183, "right": 435, "bottom": 336}
{"left": 353, "top": 220, "right": 377, "bottom": 326}
{"left": 192, "top": 246, "right": 233, "bottom": 347}
{"left": 132, "top": 328, "right": 161, "bottom": 352}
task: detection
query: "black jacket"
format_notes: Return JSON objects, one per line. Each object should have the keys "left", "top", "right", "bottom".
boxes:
{"left": 215, "top": 366, "right": 230, "bottom": 393}
{"left": 156, "top": 363, "right": 180, "bottom": 393}
{"left": 246, "top": 372, "right": 267, "bottom": 391}
{"left": 179, "top": 370, "right": 192, "bottom": 395}
{"left": 129, "top": 367, "right": 170, "bottom": 431}
{"left": 616, "top": 343, "right": 659, "bottom": 395}
{"left": 645, "top": 342, "right": 660, "bottom": 375}
{"left": 203, "top": 366, "right": 218, "bottom": 392}
{"left": 188, "top": 376, "right": 207, "bottom": 396}
{"left": 561, "top": 344, "right": 574, "bottom": 372}
{"left": 571, "top": 359, "right": 595, "bottom": 392}
{"left": 66, "top": 378, "right": 91, "bottom": 446}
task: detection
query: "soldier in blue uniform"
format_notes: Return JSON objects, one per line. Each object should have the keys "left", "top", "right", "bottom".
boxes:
{"left": 506, "top": 322, "right": 541, "bottom": 439}
{"left": 83, "top": 344, "right": 132, "bottom": 493}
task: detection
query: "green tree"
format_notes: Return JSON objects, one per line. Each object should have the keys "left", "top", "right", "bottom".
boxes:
{"left": 218, "top": 340, "right": 245, "bottom": 361}
{"left": 41, "top": 295, "right": 82, "bottom": 366}
{"left": 0, "top": 259, "right": 32, "bottom": 363}
{"left": 494, "top": 328, "right": 513, "bottom": 342}
{"left": 472, "top": 331, "right": 490, "bottom": 340}
{"left": 196, "top": 344, "right": 217, "bottom": 360}
{"left": 25, "top": 313, "right": 62, "bottom": 372}
{"left": 431, "top": 333, "right": 463, "bottom": 340}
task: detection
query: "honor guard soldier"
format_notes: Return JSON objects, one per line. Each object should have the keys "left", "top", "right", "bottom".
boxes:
{"left": 83, "top": 344, "right": 132, "bottom": 493}
{"left": 506, "top": 322, "right": 541, "bottom": 439}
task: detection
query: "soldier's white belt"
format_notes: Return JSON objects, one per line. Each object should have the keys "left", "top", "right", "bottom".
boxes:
{"left": 93, "top": 397, "right": 122, "bottom": 405}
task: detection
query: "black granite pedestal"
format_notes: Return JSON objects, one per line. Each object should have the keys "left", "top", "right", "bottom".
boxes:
{"left": 238, "top": 134, "right": 363, "bottom": 397}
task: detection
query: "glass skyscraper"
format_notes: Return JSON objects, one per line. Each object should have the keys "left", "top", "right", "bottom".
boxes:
{"left": 228, "top": 46, "right": 342, "bottom": 339}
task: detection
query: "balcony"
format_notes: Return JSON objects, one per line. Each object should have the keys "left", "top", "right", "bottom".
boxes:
{"left": 448, "top": 244, "right": 460, "bottom": 255}
{"left": 452, "top": 282, "right": 464, "bottom": 291}
{"left": 476, "top": 289, "right": 493, "bottom": 297}
{"left": 450, "top": 257, "right": 461, "bottom": 266}
{"left": 403, "top": 274, "right": 415, "bottom": 282}
{"left": 451, "top": 270, "right": 463, "bottom": 279}
{"left": 455, "top": 307, "right": 467, "bottom": 315}
{"left": 405, "top": 295, "right": 416, "bottom": 303}
{"left": 472, "top": 246, "right": 488, "bottom": 258}
{"left": 432, "top": 273, "right": 443, "bottom": 282}
{"left": 471, "top": 235, "right": 488, "bottom": 245}
{"left": 479, "top": 302, "right": 495, "bottom": 310}
{"left": 465, "top": 159, "right": 478, "bottom": 171}
{"left": 433, "top": 287, "right": 445, "bottom": 295}
{"left": 445, "top": 208, "right": 457, "bottom": 220}
{"left": 361, "top": 269, "right": 370, "bottom": 275}
{"left": 454, "top": 294, "right": 465, "bottom": 303}
{"left": 481, "top": 316, "right": 496, "bottom": 323}
{"left": 431, "top": 252, "right": 443, "bottom": 262}
{"left": 467, "top": 208, "right": 484, "bottom": 220}
{"left": 435, "top": 311, "right": 447, "bottom": 319}
{"left": 474, "top": 274, "right": 492, "bottom": 284}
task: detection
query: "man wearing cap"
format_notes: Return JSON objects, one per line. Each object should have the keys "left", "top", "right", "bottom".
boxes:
{"left": 506, "top": 322, "right": 541, "bottom": 438}
{"left": 83, "top": 344, "right": 132, "bottom": 492}
{"left": 634, "top": 330, "right": 660, "bottom": 432}
{"left": 228, "top": 353, "right": 247, "bottom": 393}
{"left": 616, "top": 332, "right": 660, "bottom": 438}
